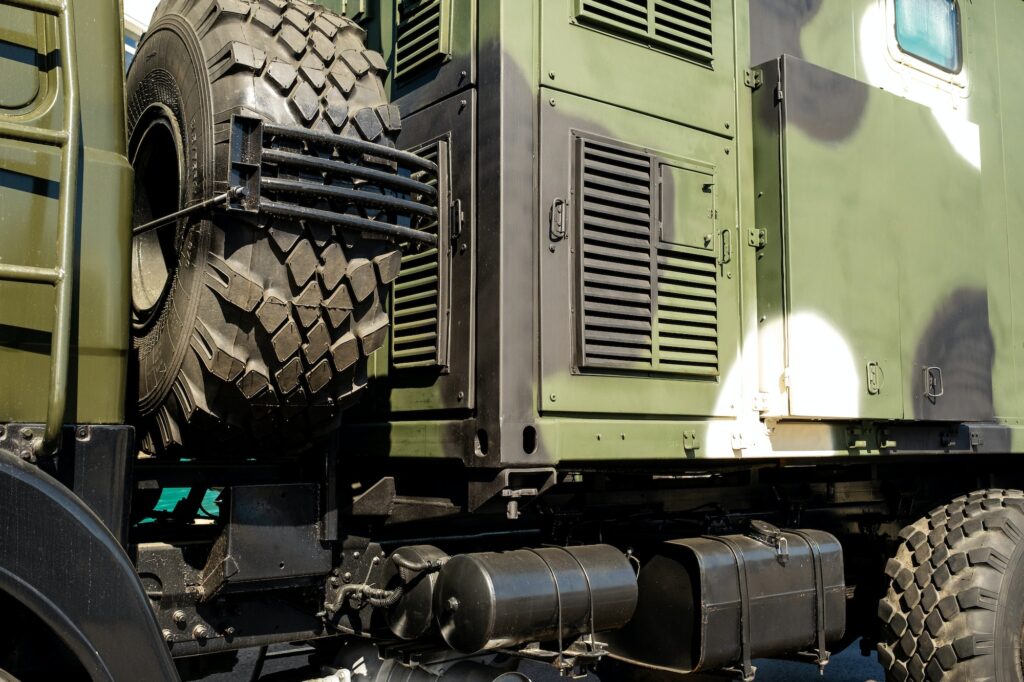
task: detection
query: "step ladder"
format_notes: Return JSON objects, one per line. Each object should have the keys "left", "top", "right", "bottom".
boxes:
{"left": 0, "top": 0, "right": 81, "bottom": 455}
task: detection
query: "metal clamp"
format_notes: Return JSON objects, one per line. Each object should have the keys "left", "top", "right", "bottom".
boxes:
{"left": 787, "top": 530, "right": 830, "bottom": 674}
{"left": 704, "top": 535, "right": 756, "bottom": 682}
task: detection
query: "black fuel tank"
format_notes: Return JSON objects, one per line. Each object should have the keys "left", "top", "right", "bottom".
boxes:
{"left": 434, "top": 545, "right": 638, "bottom": 654}
{"left": 606, "top": 528, "right": 845, "bottom": 674}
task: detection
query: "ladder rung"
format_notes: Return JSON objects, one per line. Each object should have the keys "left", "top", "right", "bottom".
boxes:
{"left": 1, "top": 0, "right": 64, "bottom": 16}
{"left": 0, "top": 264, "right": 61, "bottom": 285}
{"left": 0, "top": 120, "right": 68, "bottom": 147}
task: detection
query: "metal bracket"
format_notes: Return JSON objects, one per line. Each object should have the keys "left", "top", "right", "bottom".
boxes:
{"left": 744, "top": 68, "right": 764, "bottom": 90}
{"left": 747, "top": 228, "right": 767, "bottom": 249}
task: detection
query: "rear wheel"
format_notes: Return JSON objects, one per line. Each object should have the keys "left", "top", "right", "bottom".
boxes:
{"left": 127, "top": 0, "right": 403, "bottom": 457}
{"left": 878, "top": 489, "right": 1024, "bottom": 681}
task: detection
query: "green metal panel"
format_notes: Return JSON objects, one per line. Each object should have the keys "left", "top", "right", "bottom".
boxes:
{"left": 0, "top": 1, "right": 131, "bottom": 428}
{"left": 541, "top": 0, "right": 736, "bottom": 135}
{"left": 539, "top": 88, "right": 741, "bottom": 418}
{"left": 754, "top": 56, "right": 984, "bottom": 422}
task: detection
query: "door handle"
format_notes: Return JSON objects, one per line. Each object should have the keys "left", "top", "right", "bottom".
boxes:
{"left": 549, "top": 197, "right": 566, "bottom": 242}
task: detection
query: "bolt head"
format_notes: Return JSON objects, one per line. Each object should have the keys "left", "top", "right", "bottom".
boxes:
{"left": 192, "top": 625, "right": 209, "bottom": 640}
{"left": 446, "top": 597, "right": 460, "bottom": 612}
{"left": 20, "top": 428, "right": 33, "bottom": 440}
{"left": 172, "top": 610, "right": 187, "bottom": 626}
{"left": 162, "top": 629, "right": 173, "bottom": 643}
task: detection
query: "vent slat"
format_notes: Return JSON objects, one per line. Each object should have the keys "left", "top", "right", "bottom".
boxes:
{"left": 576, "top": 137, "right": 718, "bottom": 376}
{"left": 576, "top": 0, "right": 713, "bottom": 63}
{"left": 395, "top": 0, "right": 450, "bottom": 80}
{"left": 392, "top": 139, "right": 447, "bottom": 370}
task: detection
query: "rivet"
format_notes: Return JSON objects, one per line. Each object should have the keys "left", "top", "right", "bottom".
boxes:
{"left": 725, "top": 122, "right": 731, "bottom": 129}
{"left": 549, "top": 98, "right": 556, "bottom": 107}
{"left": 342, "top": 572, "right": 353, "bottom": 583}
{"left": 353, "top": 551, "right": 361, "bottom": 559}
{"left": 548, "top": 71, "right": 556, "bottom": 79}
{"left": 447, "top": 597, "right": 460, "bottom": 612}
{"left": 596, "top": 434, "right": 602, "bottom": 441}
{"left": 457, "top": 391, "right": 465, "bottom": 401}
{"left": 549, "top": 394, "right": 557, "bottom": 402}
{"left": 620, "top": 433, "right": 626, "bottom": 440}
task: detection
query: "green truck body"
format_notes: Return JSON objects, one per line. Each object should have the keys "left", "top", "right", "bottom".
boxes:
{"left": 6, "top": 2, "right": 1024, "bottom": 680}
{"left": 326, "top": 0, "right": 1024, "bottom": 465}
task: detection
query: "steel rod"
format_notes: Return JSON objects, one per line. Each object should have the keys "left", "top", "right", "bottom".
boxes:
{"left": 43, "top": 0, "right": 80, "bottom": 454}
{"left": 0, "top": 120, "right": 68, "bottom": 146}
{"left": 261, "top": 148, "right": 436, "bottom": 198}
{"left": 131, "top": 188, "right": 240, "bottom": 236}
{"left": 263, "top": 122, "right": 437, "bottom": 172}
{"left": 261, "top": 177, "right": 437, "bottom": 218}
{"left": 0, "top": 264, "right": 61, "bottom": 284}
{"left": 259, "top": 199, "right": 437, "bottom": 245}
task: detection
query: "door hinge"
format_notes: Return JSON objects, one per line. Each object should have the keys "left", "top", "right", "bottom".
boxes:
{"left": 753, "top": 393, "right": 772, "bottom": 412}
{"left": 747, "top": 228, "right": 767, "bottom": 250}
{"left": 744, "top": 68, "right": 764, "bottom": 90}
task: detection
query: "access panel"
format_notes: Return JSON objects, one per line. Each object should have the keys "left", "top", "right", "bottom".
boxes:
{"left": 539, "top": 89, "right": 740, "bottom": 418}
{"left": 753, "top": 56, "right": 985, "bottom": 422}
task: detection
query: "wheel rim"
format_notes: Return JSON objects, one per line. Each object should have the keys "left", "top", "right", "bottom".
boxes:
{"left": 130, "top": 111, "right": 183, "bottom": 331}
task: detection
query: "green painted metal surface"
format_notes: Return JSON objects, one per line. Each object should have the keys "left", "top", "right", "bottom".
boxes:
{"left": 348, "top": 0, "right": 1024, "bottom": 463}
{"left": 0, "top": 0, "right": 131, "bottom": 429}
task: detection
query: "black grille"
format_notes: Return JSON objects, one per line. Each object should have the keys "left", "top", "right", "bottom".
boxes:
{"left": 575, "top": 136, "right": 718, "bottom": 376}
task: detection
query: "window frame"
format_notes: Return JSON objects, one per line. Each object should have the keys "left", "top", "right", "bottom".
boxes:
{"left": 885, "top": 0, "right": 968, "bottom": 89}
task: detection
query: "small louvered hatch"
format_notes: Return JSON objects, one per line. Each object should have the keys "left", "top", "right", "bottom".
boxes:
{"left": 575, "top": 0, "right": 714, "bottom": 64}
{"left": 575, "top": 136, "right": 718, "bottom": 376}
{"left": 395, "top": 0, "right": 452, "bottom": 80}
{"left": 391, "top": 139, "right": 450, "bottom": 370}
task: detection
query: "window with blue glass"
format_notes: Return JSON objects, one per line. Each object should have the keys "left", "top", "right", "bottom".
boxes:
{"left": 894, "top": 0, "right": 962, "bottom": 73}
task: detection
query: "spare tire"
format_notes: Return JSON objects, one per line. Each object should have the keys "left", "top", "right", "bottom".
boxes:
{"left": 127, "top": 0, "right": 402, "bottom": 456}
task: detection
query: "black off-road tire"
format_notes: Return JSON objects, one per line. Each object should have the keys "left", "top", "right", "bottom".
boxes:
{"left": 127, "top": 0, "right": 403, "bottom": 457}
{"left": 878, "top": 489, "right": 1024, "bottom": 681}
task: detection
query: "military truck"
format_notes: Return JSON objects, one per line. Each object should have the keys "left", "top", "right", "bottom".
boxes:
{"left": 1, "top": 0, "right": 1022, "bottom": 680}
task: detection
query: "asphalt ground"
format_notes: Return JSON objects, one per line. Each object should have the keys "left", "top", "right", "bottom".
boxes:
{"left": 197, "top": 640, "right": 885, "bottom": 681}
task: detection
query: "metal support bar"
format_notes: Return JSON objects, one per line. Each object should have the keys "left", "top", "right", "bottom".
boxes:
{"left": 0, "top": 0, "right": 81, "bottom": 455}
{"left": 131, "top": 187, "right": 242, "bottom": 236}
{"left": 0, "top": 264, "right": 62, "bottom": 284}
{"left": 0, "top": 120, "right": 67, "bottom": 146}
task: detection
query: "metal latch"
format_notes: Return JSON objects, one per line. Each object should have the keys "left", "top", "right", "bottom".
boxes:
{"left": 866, "top": 361, "right": 884, "bottom": 395}
{"left": 549, "top": 197, "right": 567, "bottom": 241}
{"left": 923, "top": 366, "right": 944, "bottom": 401}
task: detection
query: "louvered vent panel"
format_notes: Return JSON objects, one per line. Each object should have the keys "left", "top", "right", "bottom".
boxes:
{"left": 575, "top": 136, "right": 719, "bottom": 377}
{"left": 653, "top": 0, "right": 713, "bottom": 61}
{"left": 575, "top": 0, "right": 714, "bottom": 63}
{"left": 578, "top": 139, "right": 655, "bottom": 370}
{"left": 395, "top": 0, "right": 451, "bottom": 80}
{"left": 656, "top": 249, "right": 718, "bottom": 375}
{"left": 392, "top": 141, "right": 448, "bottom": 370}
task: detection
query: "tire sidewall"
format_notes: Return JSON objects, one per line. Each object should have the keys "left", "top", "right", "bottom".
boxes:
{"left": 994, "top": 520, "right": 1024, "bottom": 681}
{"left": 126, "top": 15, "right": 215, "bottom": 416}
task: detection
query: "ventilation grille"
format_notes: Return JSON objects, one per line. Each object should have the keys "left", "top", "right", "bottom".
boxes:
{"left": 395, "top": 0, "right": 451, "bottom": 80}
{"left": 576, "top": 137, "right": 718, "bottom": 376}
{"left": 575, "top": 0, "right": 714, "bottom": 63}
{"left": 391, "top": 140, "right": 449, "bottom": 370}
